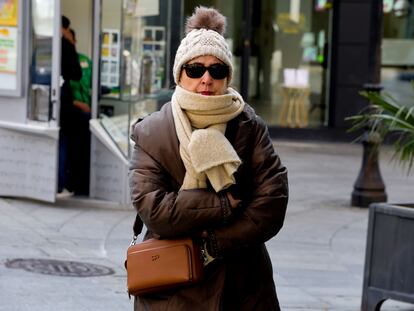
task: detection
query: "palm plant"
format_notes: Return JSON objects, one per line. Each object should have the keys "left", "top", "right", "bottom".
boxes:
{"left": 347, "top": 88, "right": 414, "bottom": 173}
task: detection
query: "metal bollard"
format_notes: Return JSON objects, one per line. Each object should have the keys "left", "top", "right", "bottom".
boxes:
{"left": 351, "top": 84, "right": 387, "bottom": 207}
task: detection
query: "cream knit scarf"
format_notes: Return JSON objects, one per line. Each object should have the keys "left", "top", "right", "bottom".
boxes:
{"left": 172, "top": 85, "right": 245, "bottom": 192}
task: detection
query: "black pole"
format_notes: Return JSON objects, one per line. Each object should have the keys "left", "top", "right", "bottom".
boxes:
{"left": 351, "top": 84, "right": 387, "bottom": 207}
{"left": 240, "top": 0, "right": 251, "bottom": 100}
{"left": 350, "top": 0, "right": 385, "bottom": 207}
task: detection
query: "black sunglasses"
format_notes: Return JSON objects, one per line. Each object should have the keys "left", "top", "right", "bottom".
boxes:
{"left": 182, "top": 63, "right": 229, "bottom": 80}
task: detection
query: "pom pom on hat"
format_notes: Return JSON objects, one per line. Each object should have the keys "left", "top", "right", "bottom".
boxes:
{"left": 185, "top": 6, "right": 226, "bottom": 35}
{"left": 173, "top": 6, "right": 233, "bottom": 84}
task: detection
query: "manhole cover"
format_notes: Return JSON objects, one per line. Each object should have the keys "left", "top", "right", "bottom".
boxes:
{"left": 5, "top": 258, "right": 115, "bottom": 277}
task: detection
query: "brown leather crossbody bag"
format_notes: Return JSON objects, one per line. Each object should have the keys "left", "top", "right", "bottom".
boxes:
{"left": 125, "top": 215, "right": 204, "bottom": 297}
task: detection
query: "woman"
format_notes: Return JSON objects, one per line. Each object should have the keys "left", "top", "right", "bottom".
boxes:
{"left": 129, "top": 6, "right": 288, "bottom": 311}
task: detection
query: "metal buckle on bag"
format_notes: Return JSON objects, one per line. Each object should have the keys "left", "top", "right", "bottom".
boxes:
{"left": 130, "top": 235, "right": 138, "bottom": 246}
{"left": 201, "top": 240, "right": 215, "bottom": 266}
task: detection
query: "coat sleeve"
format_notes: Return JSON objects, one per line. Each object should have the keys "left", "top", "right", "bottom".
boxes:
{"left": 208, "top": 117, "right": 288, "bottom": 255}
{"left": 129, "top": 130, "right": 232, "bottom": 238}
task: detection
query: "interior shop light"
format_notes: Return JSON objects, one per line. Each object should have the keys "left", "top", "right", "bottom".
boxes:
{"left": 393, "top": 0, "right": 412, "bottom": 17}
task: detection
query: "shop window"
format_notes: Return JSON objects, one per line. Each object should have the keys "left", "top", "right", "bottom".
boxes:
{"left": 184, "top": 0, "right": 331, "bottom": 129}
{"left": 249, "top": 0, "right": 331, "bottom": 128}
{"left": 381, "top": 0, "right": 414, "bottom": 110}
{"left": 98, "top": 0, "right": 173, "bottom": 158}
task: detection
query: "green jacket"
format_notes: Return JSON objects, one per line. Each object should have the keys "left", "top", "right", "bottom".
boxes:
{"left": 70, "top": 53, "right": 92, "bottom": 106}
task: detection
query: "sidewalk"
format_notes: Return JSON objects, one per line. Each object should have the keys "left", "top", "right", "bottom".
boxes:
{"left": 271, "top": 141, "right": 414, "bottom": 310}
{"left": 0, "top": 141, "right": 413, "bottom": 311}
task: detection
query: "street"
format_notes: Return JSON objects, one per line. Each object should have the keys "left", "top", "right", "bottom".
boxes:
{"left": 1, "top": 141, "right": 413, "bottom": 311}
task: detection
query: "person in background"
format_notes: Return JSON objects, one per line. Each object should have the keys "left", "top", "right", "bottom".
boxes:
{"left": 129, "top": 6, "right": 288, "bottom": 311}
{"left": 68, "top": 28, "right": 92, "bottom": 114}
{"left": 58, "top": 15, "right": 82, "bottom": 195}
{"left": 59, "top": 16, "right": 90, "bottom": 196}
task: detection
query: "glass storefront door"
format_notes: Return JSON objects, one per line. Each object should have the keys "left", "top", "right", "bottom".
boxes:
{"left": 183, "top": 0, "right": 332, "bottom": 129}
{"left": 249, "top": 0, "right": 331, "bottom": 128}
{"left": 88, "top": 0, "right": 174, "bottom": 203}
{"left": 29, "top": 0, "right": 61, "bottom": 124}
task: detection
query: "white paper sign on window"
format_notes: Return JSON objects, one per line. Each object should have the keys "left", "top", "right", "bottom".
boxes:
{"left": 135, "top": 0, "right": 159, "bottom": 17}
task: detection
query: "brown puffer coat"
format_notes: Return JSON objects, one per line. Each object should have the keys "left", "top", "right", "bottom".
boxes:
{"left": 129, "top": 102, "right": 288, "bottom": 311}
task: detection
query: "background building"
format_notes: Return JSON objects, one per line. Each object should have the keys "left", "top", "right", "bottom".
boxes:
{"left": 0, "top": 0, "right": 411, "bottom": 204}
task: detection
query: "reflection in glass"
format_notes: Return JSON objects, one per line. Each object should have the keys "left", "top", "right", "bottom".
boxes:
{"left": 98, "top": 0, "right": 132, "bottom": 158}
{"left": 381, "top": 2, "right": 414, "bottom": 110}
{"left": 247, "top": 0, "right": 330, "bottom": 128}
{"left": 32, "top": 0, "right": 54, "bottom": 36}
{"left": 29, "top": 0, "right": 54, "bottom": 122}
{"left": 98, "top": 0, "right": 173, "bottom": 159}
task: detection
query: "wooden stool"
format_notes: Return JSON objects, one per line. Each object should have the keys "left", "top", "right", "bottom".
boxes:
{"left": 278, "top": 85, "right": 310, "bottom": 128}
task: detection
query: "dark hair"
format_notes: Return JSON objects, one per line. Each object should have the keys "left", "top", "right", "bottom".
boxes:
{"left": 62, "top": 15, "right": 70, "bottom": 29}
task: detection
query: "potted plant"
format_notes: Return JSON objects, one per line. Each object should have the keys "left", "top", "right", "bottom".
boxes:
{"left": 352, "top": 88, "right": 414, "bottom": 171}
{"left": 347, "top": 86, "right": 414, "bottom": 311}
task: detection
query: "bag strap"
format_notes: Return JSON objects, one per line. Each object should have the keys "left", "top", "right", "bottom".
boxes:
{"left": 126, "top": 213, "right": 144, "bottom": 298}
{"left": 131, "top": 213, "right": 144, "bottom": 245}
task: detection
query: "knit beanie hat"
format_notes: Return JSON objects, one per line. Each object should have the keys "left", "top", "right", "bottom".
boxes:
{"left": 173, "top": 6, "right": 233, "bottom": 85}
